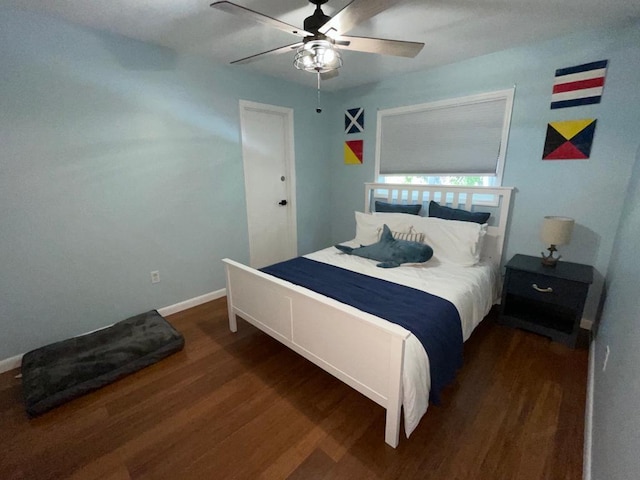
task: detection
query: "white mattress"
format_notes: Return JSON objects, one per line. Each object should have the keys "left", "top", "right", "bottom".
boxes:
{"left": 305, "top": 242, "right": 498, "bottom": 437}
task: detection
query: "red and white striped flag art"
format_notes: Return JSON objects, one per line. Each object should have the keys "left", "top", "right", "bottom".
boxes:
{"left": 551, "top": 60, "right": 608, "bottom": 109}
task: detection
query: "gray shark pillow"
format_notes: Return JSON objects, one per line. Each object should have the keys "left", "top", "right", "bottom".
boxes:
{"left": 335, "top": 224, "right": 434, "bottom": 268}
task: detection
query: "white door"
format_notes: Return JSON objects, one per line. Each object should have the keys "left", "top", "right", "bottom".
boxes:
{"left": 239, "top": 100, "right": 297, "bottom": 269}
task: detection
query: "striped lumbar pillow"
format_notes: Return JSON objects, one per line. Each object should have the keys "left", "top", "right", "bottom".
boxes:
{"left": 377, "top": 226, "right": 425, "bottom": 243}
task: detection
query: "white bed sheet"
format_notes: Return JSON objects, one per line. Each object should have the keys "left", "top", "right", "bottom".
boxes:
{"left": 305, "top": 241, "right": 498, "bottom": 437}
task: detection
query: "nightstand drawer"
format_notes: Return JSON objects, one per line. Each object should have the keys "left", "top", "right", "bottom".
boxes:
{"left": 506, "top": 270, "right": 586, "bottom": 309}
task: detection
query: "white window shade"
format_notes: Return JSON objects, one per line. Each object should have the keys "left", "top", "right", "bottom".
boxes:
{"left": 377, "top": 90, "right": 513, "bottom": 177}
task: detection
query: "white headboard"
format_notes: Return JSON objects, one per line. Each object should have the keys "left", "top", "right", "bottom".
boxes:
{"left": 365, "top": 183, "right": 514, "bottom": 266}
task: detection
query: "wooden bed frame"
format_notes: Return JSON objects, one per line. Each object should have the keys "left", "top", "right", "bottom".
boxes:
{"left": 223, "top": 183, "right": 513, "bottom": 447}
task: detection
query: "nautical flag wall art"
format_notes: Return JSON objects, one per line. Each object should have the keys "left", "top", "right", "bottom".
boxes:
{"left": 551, "top": 60, "right": 608, "bottom": 109}
{"left": 344, "top": 140, "right": 363, "bottom": 165}
{"left": 543, "top": 119, "right": 597, "bottom": 160}
{"left": 345, "top": 107, "right": 364, "bottom": 134}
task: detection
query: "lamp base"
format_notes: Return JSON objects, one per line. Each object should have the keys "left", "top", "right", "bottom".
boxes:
{"left": 541, "top": 245, "right": 561, "bottom": 267}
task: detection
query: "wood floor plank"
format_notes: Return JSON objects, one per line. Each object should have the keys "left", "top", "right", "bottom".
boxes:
{"left": 284, "top": 447, "right": 335, "bottom": 480}
{"left": 0, "top": 299, "right": 588, "bottom": 480}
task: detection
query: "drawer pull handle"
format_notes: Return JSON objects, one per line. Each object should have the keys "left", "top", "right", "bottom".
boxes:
{"left": 532, "top": 283, "right": 553, "bottom": 293}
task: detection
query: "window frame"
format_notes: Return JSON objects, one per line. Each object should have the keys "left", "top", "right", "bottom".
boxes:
{"left": 374, "top": 88, "right": 515, "bottom": 186}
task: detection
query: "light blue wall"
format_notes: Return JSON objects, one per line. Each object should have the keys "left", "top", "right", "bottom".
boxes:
{"left": 328, "top": 22, "right": 640, "bottom": 325}
{"left": 0, "top": 8, "right": 334, "bottom": 360}
{"left": 591, "top": 145, "right": 640, "bottom": 479}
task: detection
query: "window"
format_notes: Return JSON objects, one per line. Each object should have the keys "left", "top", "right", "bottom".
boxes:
{"left": 375, "top": 88, "right": 515, "bottom": 186}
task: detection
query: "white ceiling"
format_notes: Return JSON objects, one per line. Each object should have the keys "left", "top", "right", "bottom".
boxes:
{"left": 6, "top": 0, "right": 640, "bottom": 91}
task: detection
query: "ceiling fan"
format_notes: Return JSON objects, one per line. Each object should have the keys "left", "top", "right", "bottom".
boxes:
{"left": 210, "top": 0, "right": 425, "bottom": 76}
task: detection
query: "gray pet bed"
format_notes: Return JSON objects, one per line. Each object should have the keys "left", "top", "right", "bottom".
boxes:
{"left": 21, "top": 310, "right": 184, "bottom": 417}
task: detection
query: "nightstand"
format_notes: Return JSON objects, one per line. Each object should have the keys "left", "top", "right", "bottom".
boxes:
{"left": 499, "top": 254, "right": 593, "bottom": 348}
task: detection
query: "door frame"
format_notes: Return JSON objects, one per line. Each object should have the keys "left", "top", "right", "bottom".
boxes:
{"left": 239, "top": 100, "right": 298, "bottom": 266}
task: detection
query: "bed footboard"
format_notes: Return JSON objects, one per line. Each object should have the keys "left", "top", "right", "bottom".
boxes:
{"left": 223, "top": 258, "right": 409, "bottom": 447}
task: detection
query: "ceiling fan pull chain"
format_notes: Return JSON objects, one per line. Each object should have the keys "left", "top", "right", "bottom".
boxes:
{"left": 316, "top": 72, "right": 322, "bottom": 113}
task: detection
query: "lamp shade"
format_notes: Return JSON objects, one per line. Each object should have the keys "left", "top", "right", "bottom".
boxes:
{"left": 541, "top": 216, "right": 574, "bottom": 246}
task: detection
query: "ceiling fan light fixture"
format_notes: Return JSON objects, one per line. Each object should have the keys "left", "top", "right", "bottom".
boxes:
{"left": 294, "top": 39, "right": 342, "bottom": 73}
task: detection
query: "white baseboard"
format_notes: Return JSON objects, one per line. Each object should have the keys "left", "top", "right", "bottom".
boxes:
{"left": 0, "top": 289, "right": 227, "bottom": 375}
{"left": 584, "top": 337, "right": 595, "bottom": 480}
{"left": 157, "top": 288, "right": 226, "bottom": 317}
{"left": 0, "top": 354, "right": 23, "bottom": 375}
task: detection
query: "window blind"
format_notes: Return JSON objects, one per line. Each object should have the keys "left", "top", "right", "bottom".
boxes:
{"left": 378, "top": 96, "right": 508, "bottom": 175}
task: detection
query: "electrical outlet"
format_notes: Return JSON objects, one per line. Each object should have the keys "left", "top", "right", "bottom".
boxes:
{"left": 151, "top": 270, "right": 160, "bottom": 284}
{"left": 603, "top": 345, "right": 610, "bottom": 372}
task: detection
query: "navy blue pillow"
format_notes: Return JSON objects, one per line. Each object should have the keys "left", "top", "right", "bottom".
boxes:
{"left": 375, "top": 201, "right": 422, "bottom": 215}
{"left": 428, "top": 201, "right": 490, "bottom": 224}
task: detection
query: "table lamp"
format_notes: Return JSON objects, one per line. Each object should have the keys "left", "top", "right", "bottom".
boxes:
{"left": 540, "top": 216, "right": 574, "bottom": 267}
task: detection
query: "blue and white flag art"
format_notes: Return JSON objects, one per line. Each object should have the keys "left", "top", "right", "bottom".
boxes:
{"left": 345, "top": 107, "right": 364, "bottom": 134}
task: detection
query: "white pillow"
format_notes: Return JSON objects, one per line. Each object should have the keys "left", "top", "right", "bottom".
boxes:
{"left": 410, "top": 216, "right": 486, "bottom": 266}
{"left": 354, "top": 211, "right": 418, "bottom": 245}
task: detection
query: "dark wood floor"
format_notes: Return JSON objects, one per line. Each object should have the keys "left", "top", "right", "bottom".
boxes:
{"left": 0, "top": 298, "right": 589, "bottom": 480}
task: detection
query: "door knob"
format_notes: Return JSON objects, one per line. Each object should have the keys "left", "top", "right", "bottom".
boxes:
{"left": 278, "top": 200, "right": 288, "bottom": 206}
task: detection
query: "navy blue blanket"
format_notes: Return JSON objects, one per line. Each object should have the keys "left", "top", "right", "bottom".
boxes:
{"left": 261, "top": 257, "right": 463, "bottom": 404}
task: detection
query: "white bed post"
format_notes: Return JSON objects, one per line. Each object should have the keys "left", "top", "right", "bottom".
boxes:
{"left": 385, "top": 335, "right": 405, "bottom": 447}
{"left": 224, "top": 264, "right": 238, "bottom": 332}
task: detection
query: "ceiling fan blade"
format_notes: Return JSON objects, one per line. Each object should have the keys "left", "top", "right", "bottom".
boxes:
{"left": 320, "top": 69, "right": 340, "bottom": 81}
{"left": 319, "top": 0, "right": 402, "bottom": 36}
{"left": 211, "top": 1, "right": 312, "bottom": 37}
{"left": 337, "top": 35, "right": 424, "bottom": 58}
{"left": 231, "top": 43, "right": 302, "bottom": 65}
